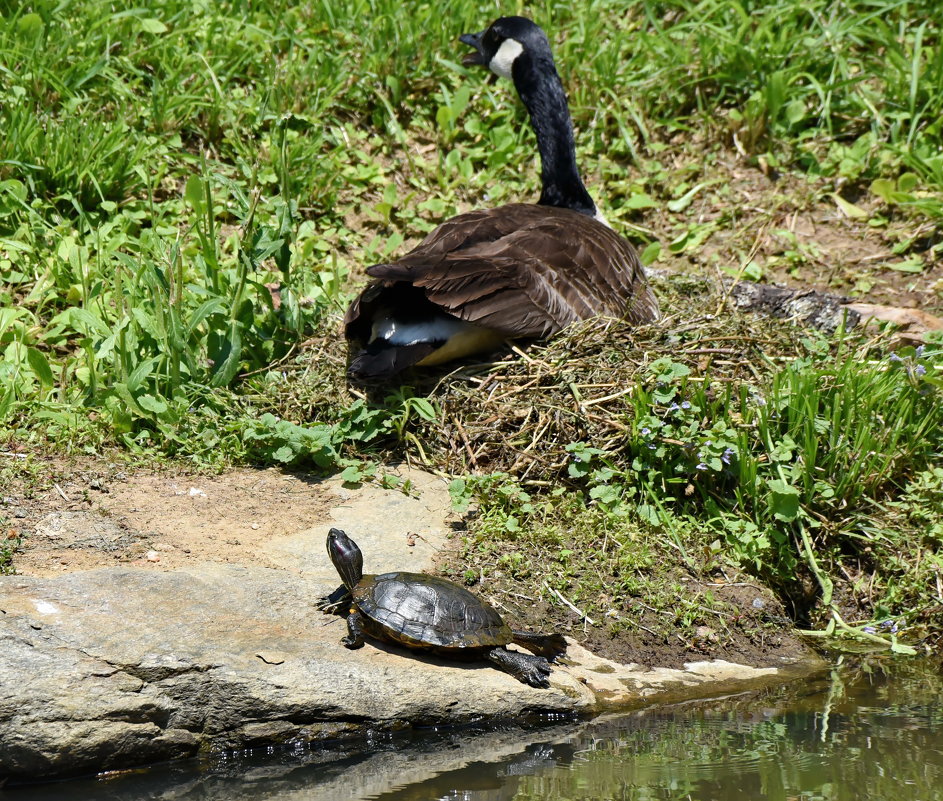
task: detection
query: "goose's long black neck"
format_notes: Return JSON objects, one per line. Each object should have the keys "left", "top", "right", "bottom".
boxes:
{"left": 514, "top": 54, "right": 596, "bottom": 217}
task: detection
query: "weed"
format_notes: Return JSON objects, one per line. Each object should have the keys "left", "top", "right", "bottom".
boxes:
{"left": 0, "top": 519, "right": 20, "bottom": 575}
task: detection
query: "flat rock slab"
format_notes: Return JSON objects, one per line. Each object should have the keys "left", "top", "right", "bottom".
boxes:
{"left": 0, "top": 468, "right": 818, "bottom": 782}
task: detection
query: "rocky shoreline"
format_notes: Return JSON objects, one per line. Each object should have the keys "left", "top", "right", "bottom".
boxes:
{"left": 0, "top": 467, "right": 823, "bottom": 783}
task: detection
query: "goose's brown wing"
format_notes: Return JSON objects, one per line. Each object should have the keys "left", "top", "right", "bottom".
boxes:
{"left": 361, "top": 205, "right": 658, "bottom": 338}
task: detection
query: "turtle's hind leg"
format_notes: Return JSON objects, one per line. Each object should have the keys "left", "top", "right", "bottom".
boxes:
{"left": 486, "top": 647, "right": 553, "bottom": 688}
{"left": 511, "top": 630, "right": 567, "bottom": 661}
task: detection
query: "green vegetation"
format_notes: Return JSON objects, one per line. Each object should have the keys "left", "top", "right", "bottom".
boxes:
{"left": 1, "top": 1, "right": 941, "bottom": 656}
{"left": 0, "top": 517, "right": 18, "bottom": 574}
{"left": 442, "top": 316, "right": 940, "bottom": 654}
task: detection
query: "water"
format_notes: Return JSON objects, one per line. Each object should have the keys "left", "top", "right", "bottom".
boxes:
{"left": 9, "top": 657, "right": 943, "bottom": 801}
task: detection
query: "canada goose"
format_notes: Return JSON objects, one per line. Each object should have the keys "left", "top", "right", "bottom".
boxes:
{"left": 344, "top": 16, "right": 659, "bottom": 381}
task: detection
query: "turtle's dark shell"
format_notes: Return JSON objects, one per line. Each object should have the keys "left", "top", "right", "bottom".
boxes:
{"left": 352, "top": 571, "right": 512, "bottom": 650}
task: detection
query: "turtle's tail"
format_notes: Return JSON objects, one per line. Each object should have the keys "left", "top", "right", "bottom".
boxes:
{"left": 511, "top": 631, "right": 567, "bottom": 661}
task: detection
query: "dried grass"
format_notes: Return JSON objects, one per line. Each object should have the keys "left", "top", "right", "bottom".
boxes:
{"left": 341, "top": 274, "right": 811, "bottom": 481}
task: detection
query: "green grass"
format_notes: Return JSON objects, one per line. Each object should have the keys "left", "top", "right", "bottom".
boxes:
{"left": 1, "top": 0, "right": 942, "bottom": 653}
{"left": 443, "top": 326, "right": 941, "bottom": 651}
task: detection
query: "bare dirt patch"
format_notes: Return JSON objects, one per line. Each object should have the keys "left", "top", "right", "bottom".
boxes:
{"left": 3, "top": 460, "right": 336, "bottom": 577}
{"left": 649, "top": 154, "right": 943, "bottom": 314}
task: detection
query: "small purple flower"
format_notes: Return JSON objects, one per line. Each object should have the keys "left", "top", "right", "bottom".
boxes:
{"left": 647, "top": 443, "right": 656, "bottom": 450}
{"left": 641, "top": 427, "right": 651, "bottom": 436}
{"left": 915, "top": 364, "right": 927, "bottom": 377}
{"left": 722, "top": 447, "right": 735, "bottom": 465}
{"left": 696, "top": 462, "right": 707, "bottom": 471}
{"left": 916, "top": 345, "right": 925, "bottom": 357}
{"left": 681, "top": 401, "right": 691, "bottom": 409}
{"left": 889, "top": 353, "right": 903, "bottom": 362}
{"left": 862, "top": 626, "right": 876, "bottom": 634}
{"left": 668, "top": 402, "right": 680, "bottom": 413}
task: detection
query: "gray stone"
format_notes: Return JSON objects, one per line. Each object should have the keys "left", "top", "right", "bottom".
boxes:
{"left": 0, "top": 469, "right": 819, "bottom": 782}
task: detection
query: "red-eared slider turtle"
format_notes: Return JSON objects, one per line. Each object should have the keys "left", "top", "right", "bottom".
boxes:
{"left": 320, "top": 528, "right": 566, "bottom": 688}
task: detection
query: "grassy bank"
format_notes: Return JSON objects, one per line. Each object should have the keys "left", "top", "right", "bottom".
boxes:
{"left": 2, "top": 1, "right": 942, "bottom": 657}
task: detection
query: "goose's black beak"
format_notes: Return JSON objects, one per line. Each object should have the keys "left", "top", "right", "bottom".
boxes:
{"left": 460, "top": 30, "right": 487, "bottom": 66}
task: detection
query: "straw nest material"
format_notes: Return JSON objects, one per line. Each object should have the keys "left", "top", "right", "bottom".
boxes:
{"left": 300, "top": 274, "right": 818, "bottom": 481}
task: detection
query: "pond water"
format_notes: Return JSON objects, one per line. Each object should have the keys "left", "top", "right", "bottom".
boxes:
{"left": 11, "top": 657, "right": 943, "bottom": 801}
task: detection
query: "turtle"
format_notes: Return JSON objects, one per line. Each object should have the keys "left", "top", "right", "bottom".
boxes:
{"left": 319, "top": 528, "right": 566, "bottom": 688}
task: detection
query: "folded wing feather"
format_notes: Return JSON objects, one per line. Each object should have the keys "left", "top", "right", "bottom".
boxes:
{"left": 348, "top": 204, "right": 658, "bottom": 346}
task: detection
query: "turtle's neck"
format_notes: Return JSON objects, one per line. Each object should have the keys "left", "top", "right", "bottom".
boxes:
{"left": 512, "top": 50, "right": 596, "bottom": 217}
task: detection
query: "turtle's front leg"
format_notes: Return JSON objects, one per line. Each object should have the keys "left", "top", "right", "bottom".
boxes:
{"left": 342, "top": 611, "right": 366, "bottom": 649}
{"left": 317, "top": 584, "right": 351, "bottom": 614}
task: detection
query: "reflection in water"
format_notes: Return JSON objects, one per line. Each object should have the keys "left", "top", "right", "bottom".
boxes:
{"left": 8, "top": 658, "right": 943, "bottom": 801}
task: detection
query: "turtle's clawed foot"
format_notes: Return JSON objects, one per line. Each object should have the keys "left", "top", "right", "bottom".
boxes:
{"left": 317, "top": 597, "right": 342, "bottom": 613}
{"left": 520, "top": 657, "right": 552, "bottom": 688}
{"left": 317, "top": 584, "right": 351, "bottom": 614}
{"left": 487, "top": 648, "right": 554, "bottom": 688}
{"left": 342, "top": 611, "right": 366, "bottom": 649}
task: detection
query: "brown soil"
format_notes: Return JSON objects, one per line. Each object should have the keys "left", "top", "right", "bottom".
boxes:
{"left": 644, "top": 154, "right": 943, "bottom": 315}
{"left": 443, "top": 550, "right": 816, "bottom": 672}
{"left": 2, "top": 458, "right": 333, "bottom": 577}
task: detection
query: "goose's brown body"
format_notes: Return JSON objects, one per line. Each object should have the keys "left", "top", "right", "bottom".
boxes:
{"left": 345, "top": 204, "right": 658, "bottom": 376}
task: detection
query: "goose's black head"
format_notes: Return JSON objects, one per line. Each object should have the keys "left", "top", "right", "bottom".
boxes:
{"left": 460, "top": 16, "right": 555, "bottom": 81}
{"left": 460, "top": 17, "right": 599, "bottom": 220}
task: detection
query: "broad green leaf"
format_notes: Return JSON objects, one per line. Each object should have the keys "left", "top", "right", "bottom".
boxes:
{"left": 624, "top": 192, "right": 658, "bottom": 210}
{"left": 209, "top": 325, "right": 243, "bottom": 387}
{"left": 340, "top": 464, "right": 363, "bottom": 483}
{"left": 0, "top": 307, "right": 25, "bottom": 334}
{"left": 870, "top": 178, "right": 896, "bottom": 203}
{"left": 830, "top": 193, "right": 868, "bottom": 219}
{"left": 765, "top": 70, "right": 786, "bottom": 119}
{"left": 26, "top": 348, "right": 54, "bottom": 388}
{"left": 185, "top": 176, "right": 206, "bottom": 214}
{"left": 186, "top": 298, "right": 227, "bottom": 336}
{"left": 897, "top": 173, "right": 920, "bottom": 192}
{"left": 138, "top": 394, "right": 169, "bottom": 415}
{"left": 784, "top": 98, "right": 806, "bottom": 125}
{"left": 16, "top": 13, "right": 44, "bottom": 37}
{"left": 272, "top": 445, "right": 296, "bottom": 463}
{"left": 668, "top": 182, "right": 709, "bottom": 213}
{"left": 67, "top": 307, "right": 111, "bottom": 337}
{"left": 126, "top": 357, "right": 159, "bottom": 393}
{"left": 138, "top": 18, "right": 168, "bottom": 34}
{"left": 640, "top": 241, "right": 661, "bottom": 265}
{"left": 409, "top": 398, "right": 436, "bottom": 421}
{"left": 767, "top": 478, "right": 801, "bottom": 521}
{"left": 889, "top": 257, "right": 924, "bottom": 273}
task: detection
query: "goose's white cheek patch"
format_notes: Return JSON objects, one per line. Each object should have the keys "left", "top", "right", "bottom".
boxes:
{"left": 489, "top": 38, "right": 524, "bottom": 79}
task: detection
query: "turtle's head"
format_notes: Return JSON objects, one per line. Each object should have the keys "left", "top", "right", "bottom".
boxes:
{"left": 327, "top": 528, "right": 364, "bottom": 590}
